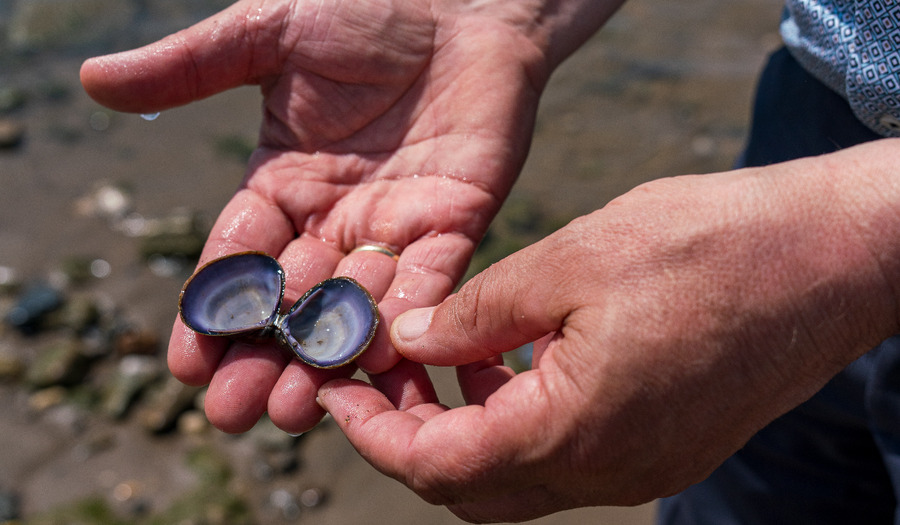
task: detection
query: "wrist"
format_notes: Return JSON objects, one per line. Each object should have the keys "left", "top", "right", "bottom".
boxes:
{"left": 822, "top": 138, "right": 900, "bottom": 336}
{"left": 441, "top": 0, "right": 626, "bottom": 81}
{"left": 755, "top": 138, "right": 900, "bottom": 358}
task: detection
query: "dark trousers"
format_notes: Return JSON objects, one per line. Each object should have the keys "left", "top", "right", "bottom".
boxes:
{"left": 657, "top": 48, "right": 900, "bottom": 524}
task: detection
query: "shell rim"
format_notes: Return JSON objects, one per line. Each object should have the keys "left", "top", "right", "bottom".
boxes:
{"left": 177, "top": 251, "right": 286, "bottom": 336}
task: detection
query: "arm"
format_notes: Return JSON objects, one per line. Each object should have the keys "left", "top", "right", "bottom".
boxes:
{"left": 80, "top": 0, "right": 626, "bottom": 434}
{"left": 317, "top": 139, "right": 900, "bottom": 522}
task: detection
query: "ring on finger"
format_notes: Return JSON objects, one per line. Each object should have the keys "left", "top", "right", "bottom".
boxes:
{"left": 350, "top": 244, "right": 400, "bottom": 261}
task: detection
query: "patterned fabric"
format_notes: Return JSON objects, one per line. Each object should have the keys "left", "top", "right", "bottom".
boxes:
{"left": 783, "top": 0, "right": 900, "bottom": 136}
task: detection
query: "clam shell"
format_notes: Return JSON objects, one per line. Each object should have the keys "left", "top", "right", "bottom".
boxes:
{"left": 277, "top": 277, "right": 378, "bottom": 368}
{"left": 179, "top": 252, "right": 284, "bottom": 336}
{"left": 178, "top": 252, "right": 378, "bottom": 368}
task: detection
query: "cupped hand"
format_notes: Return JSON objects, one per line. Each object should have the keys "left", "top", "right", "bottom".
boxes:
{"left": 80, "top": 0, "right": 549, "bottom": 434}
{"left": 316, "top": 143, "right": 900, "bottom": 522}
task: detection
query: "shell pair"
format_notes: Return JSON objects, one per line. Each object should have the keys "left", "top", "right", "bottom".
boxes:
{"left": 178, "top": 252, "right": 377, "bottom": 368}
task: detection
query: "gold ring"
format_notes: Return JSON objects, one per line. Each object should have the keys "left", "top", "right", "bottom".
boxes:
{"left": 351, "top": 244, "right": 400, "bottom": 261}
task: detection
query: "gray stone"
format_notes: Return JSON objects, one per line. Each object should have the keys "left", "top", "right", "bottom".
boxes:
{"left": 247, "top": 417, "right": 300, "bottom": 478}
{"left": 137, "top": 209, "right": 208, "bottom": 260}
{"left": 0, "top": 487, "right": 20, "bottom": 521}
{"left": 299, "top": 487, "right": 326, "bottom": 508}
{"left": 0, "top": 86, "right": 27, "bottom": 114}
{"left": 25, "top": 336, "right": 90, "bottom": 388}
{"left": 136, "top": 374, "right": 202, "bottom": 433}
{"left": 44, "top": 293, "right": 101, "bottom": 334}
{"left": 101, "top": 355, "right": 163, "bottom": 419}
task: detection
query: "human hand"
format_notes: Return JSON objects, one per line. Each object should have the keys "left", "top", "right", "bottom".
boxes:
{"left": 316, "top": 142, "right": 900, "bottom": 522}
{"left": 80, "top": 0, "right": 561, "bottom": 434}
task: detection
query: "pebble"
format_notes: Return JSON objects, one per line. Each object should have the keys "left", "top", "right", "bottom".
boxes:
{"left": 137, "top": 209, "right": 208, "bottom": 260}
{"left": 4, "top": 281, "right": 63, "bottom": 334}
{"left": 0, "top": 487, "right": 21, "bottom": 521}
{"left": 136, "top": 375, "right": 202, "bottom": 433}
{"left": 0, "top": 265, "right": 20, "bottom": 294}
{"left": 25, "top": 337, "right": 90, "bottom": 388}
{"left": 176, "top": 409, "right": 210, "bottom": 437}
{"left": 59, "top": 256, "right": 110, "bottom": 285}
{"left": 0, "top": 118, "right": 24, "bottom": 149}
{"left": 248, "top": 417, "right": 300, "bottom": 478}
{"left": 43, "top": 403, "right": 89, "bottom": 435}
{"left": 691, "top": 134, "right": 716, "bottom": 157}
{"left": 299, "top": 487, "right": 326, "bottom": 508}
{"left": 28, "top": 385, "right": 67, "bottom": 412}
{"left": 268, "top": 489, "right": 301, "bottom": 521}
{"left": 113, "top": 328, "right": 160, "bottom": 356}
{"left": 101, "top": 355, "right": 162, "bottom": 419}
{"left": 74, "top": 183, "right": 133, "bottom": 222}
{"left": 0, "top": 87, "right": 28, "bottom": 113}
{"left": 45, "top": 293, "right": 100, "bottom": 334}
{"left": 0, "top": 345, "right": 25, "bottom": 381}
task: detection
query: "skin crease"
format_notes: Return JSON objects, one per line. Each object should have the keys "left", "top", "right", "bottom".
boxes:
{"left": 81, "top": 0, "right": 900, "bottom": 522}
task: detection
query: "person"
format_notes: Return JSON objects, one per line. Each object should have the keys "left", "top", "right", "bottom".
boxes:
{"left": 81, "top": 0, "right": 900, "bottom": 522}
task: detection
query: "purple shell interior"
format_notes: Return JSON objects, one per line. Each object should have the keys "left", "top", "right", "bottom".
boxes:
{"left": 179, "top": 252, "right": 284, "bottom": 336}
{"left": 279, "top": 277, "right": 377, "bottom": 368}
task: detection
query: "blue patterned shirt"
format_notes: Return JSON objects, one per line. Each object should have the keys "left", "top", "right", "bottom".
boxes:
{"left": 783, "top": 0, "right": 900, "bottom": 136}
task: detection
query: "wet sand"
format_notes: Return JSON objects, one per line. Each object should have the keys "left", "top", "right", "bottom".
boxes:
{"left": 0, "top": 0, "right": 783, "bottom": 522}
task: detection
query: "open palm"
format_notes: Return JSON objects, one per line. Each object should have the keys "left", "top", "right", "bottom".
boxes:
{"left": 81, "top": 0, "right": 545, "bottom": 434}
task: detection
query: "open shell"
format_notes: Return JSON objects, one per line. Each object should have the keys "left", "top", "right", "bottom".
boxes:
{"left": 179, "top": 252, "right": 378, "bottom": 368}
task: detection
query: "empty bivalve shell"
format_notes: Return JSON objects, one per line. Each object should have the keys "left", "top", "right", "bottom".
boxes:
{"left": 178, "top": 251, "right": 378, "bottom": 368}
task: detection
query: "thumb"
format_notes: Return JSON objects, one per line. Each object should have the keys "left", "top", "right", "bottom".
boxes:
{"left": 391, "top": 247, "right": 567, "bottom": 366}
{"left": 80, "top": 1, "right": 277, "bottom": 113}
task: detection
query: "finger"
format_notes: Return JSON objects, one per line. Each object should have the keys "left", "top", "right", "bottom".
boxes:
{"left": 315, "top": 378, "right": 460, "bottom": 490}
{"left": 202, "top": 188, "right": 297, "bottom": 260}
{"left": 278, "top": 234, "right": 344, "bottom": 304}
{"left": 391, "top": 240, "right": 566, "bottom": 366}
{"left": 80, "top": 0, "right": 281, "bottom": 112}
{"left": 168, "top": 188, "right": 295, "bottom": 391}
{"left": 368, "top": 358, "right": 439, "bottom": 410}
{"left": 531, "top": 332, "right": 557, "bottom": 368}
{"left": 360, "top": 233, "right": 476, "bottom": 373}
{"left": 333, "top": 244, "right": 400, "bottom": 300}
{"left": 204, "top": 341, "right": 290, "bottom": 434}
{"left": 267, "top": 235, "right": 346, "bottom": 433}
{"left": 268, "top": 360, "right": 356, "bottom": 434}
{"left": 456, "top": 355, "right": 516, "bottom": 406}
{"left": 166, "top": 319, "right": 228, "bottom": 387}
{"left": 317, "top": 375, "right": 551, "bottom": 505}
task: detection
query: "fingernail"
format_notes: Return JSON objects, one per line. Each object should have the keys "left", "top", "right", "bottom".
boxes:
{"left": 393, "top": 307, "right": 434, "bottom": 342}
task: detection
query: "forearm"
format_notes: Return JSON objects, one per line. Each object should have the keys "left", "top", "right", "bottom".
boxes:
{"left": 685, "top": 136, "right": 900, "bottom": 379}
{"left": 784, "top": 138, "right": 900, "bottom": 356}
